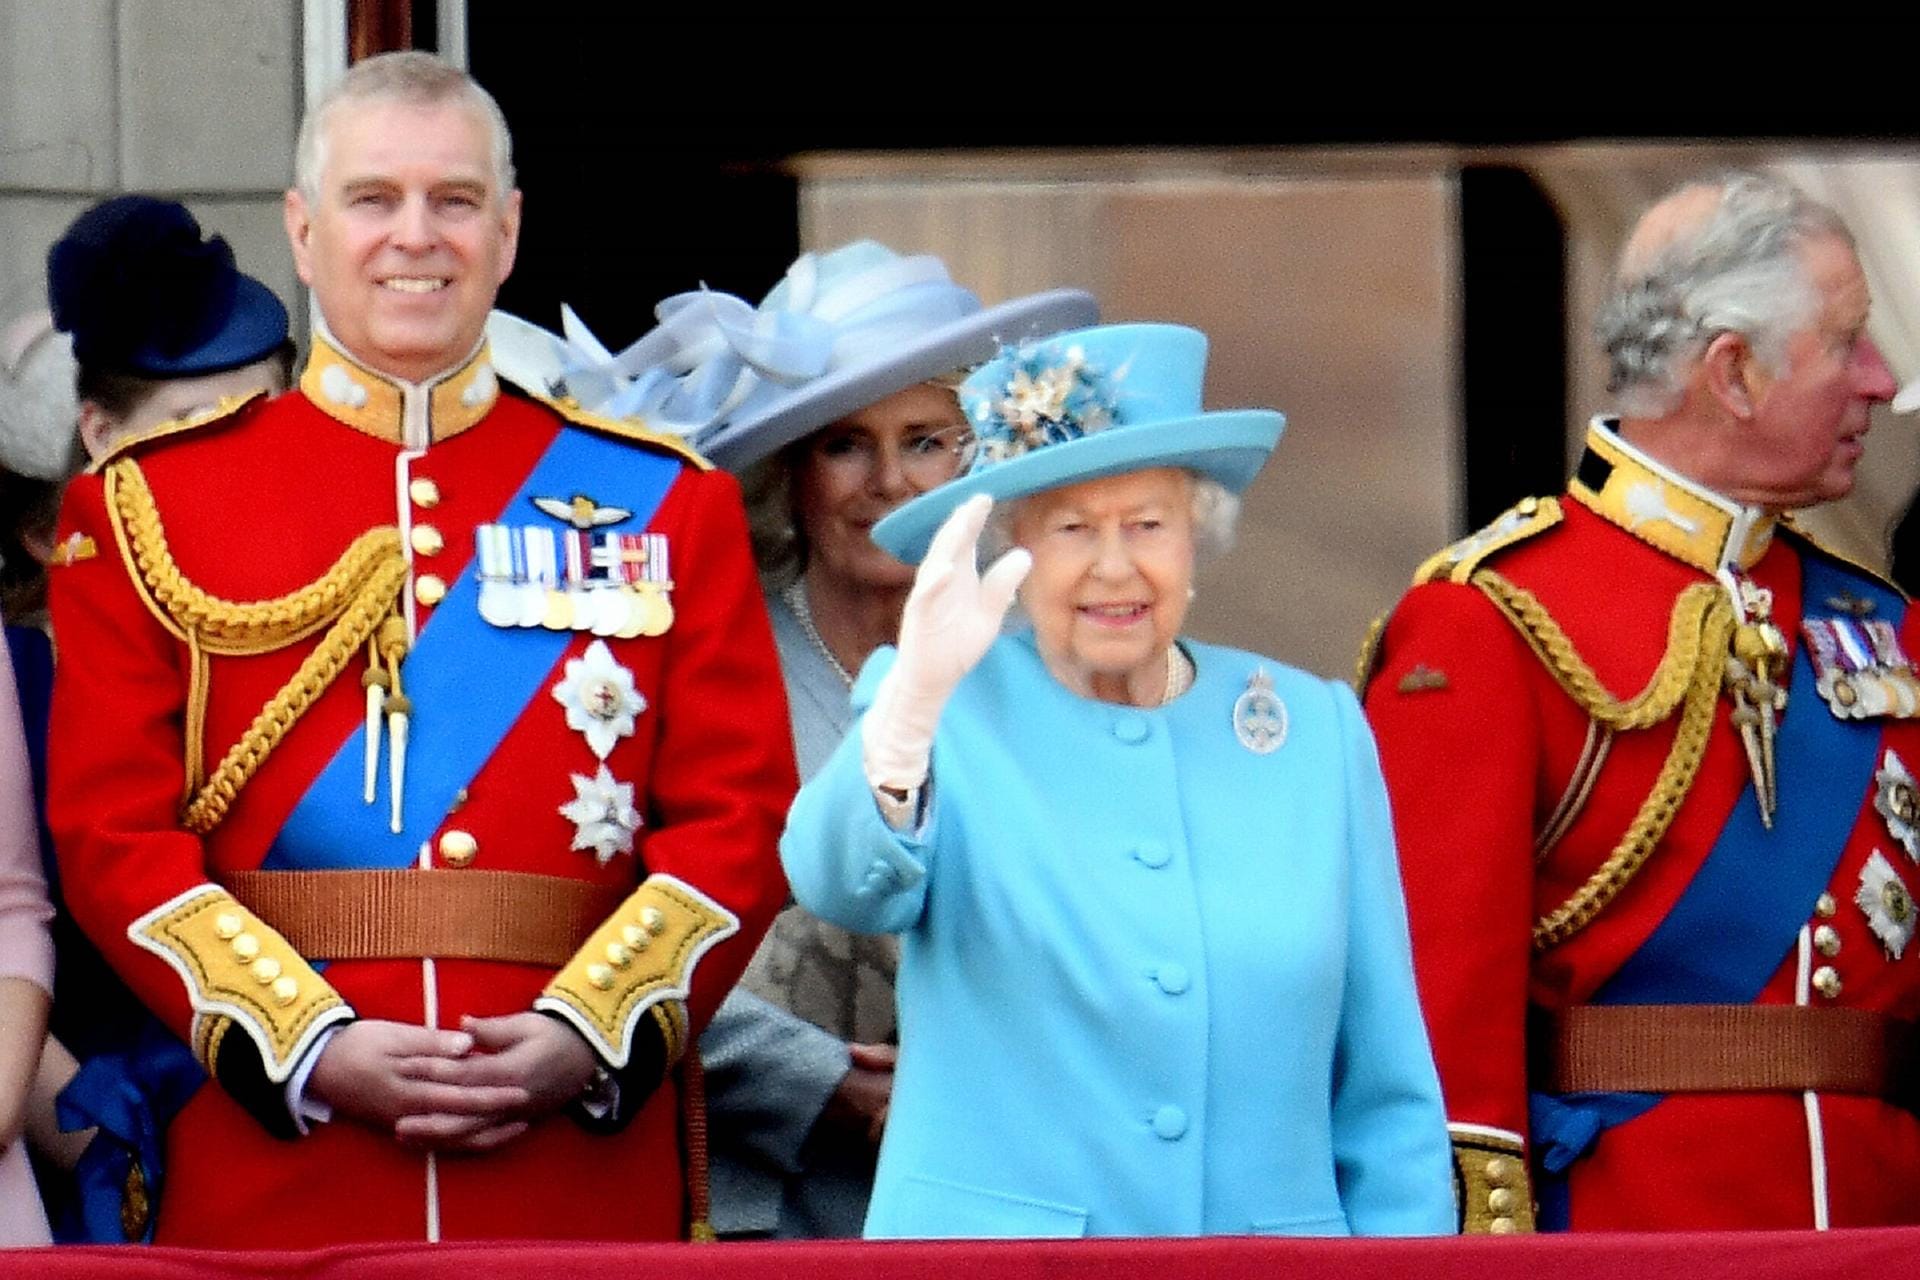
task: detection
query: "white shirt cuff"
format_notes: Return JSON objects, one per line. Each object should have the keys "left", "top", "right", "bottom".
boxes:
{"left": 285, "top": 1023, "right": 340, "bottom": 1135}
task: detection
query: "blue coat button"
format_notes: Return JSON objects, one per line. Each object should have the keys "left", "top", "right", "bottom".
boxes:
{"left": 1154, "top": 963, "right": 1190, "bottom": 995}
{"left": 1132, "top": 841, "right": 1170, "bottom": 869}
{"left": 1111, "top": 713, "right": 1150, "bottom": 744}
{"left": 1152, "top": 1105, "right": 1188, "bottom": 1140}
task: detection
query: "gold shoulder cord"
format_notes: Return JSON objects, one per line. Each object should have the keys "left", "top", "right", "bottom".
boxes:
{"left": 1469, "top": 570, "right": 1736, "bottom": 950}
{"left": 105, "top": 459, "right": 409, "bottom": 834}
{"left": 534, "top": 392, "right": 713, "bottom": 472}
{"left": 1351, "top": 612, "right": 1389, "bottom": 695}
{"left": 1352, "top": 497, "right": 1563, "bottom": 695}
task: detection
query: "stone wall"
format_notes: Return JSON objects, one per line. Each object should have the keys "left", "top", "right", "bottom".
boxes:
{"left": 0, "top": 0, "right": 304, "bottom": 330}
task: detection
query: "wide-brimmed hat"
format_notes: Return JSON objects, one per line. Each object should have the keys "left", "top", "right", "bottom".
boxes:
{"left": 47, "top": 195, "right": 289, "bottom": 378}
{"left": 870, "top": 324, "right": 1285, "bottom": 564}
{"left": 487, "top": 241, "right": 1096, "bottom": 471}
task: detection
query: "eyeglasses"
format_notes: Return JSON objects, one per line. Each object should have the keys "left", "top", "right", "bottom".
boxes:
{"left": 809, "top": 422, "right": 978, "bottom": 488}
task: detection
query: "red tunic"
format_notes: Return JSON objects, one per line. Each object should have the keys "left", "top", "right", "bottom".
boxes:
{"left": 1364, "top": 424, "right": 1920, "bottom": 1231}
{"left": 47, "top": 342, "right": 794, "bottom": 1247}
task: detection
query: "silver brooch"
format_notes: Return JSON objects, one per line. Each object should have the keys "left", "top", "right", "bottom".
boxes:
{"left": 1233, "top": 667, "right": 1288, "bottom": 755}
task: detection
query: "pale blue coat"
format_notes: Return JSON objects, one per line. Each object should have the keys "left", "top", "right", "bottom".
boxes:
{"left": 781, "top": 632, "right": 1455, "bottom": 1239}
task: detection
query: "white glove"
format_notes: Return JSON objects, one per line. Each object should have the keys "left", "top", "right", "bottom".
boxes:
{"left": 862, "top": 494, "right": 1032, "bottom": 793}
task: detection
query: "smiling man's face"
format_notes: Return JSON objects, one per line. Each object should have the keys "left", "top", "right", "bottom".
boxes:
{"left": 285, "top": 95, "right": 520, "bottom": 383}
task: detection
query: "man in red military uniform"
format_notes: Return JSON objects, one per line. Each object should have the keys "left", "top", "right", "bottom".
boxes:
{"left": 1365, "top": 172, "right": 1915, "bottom": 1232}
{"left": 46, "top": 52, "right": 793, "bottom": 1246}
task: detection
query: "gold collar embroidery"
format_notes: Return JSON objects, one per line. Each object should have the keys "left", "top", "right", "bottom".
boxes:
{"left": 300, "top": 328, "right": 498, "bottom": 447}
{"left": 1569, "top": 419, "right": 1776, "bottom": 574}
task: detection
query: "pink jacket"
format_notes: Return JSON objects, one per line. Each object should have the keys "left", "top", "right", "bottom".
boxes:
{"left": 0, "top": 625, "right": 53, "bottom": 1246}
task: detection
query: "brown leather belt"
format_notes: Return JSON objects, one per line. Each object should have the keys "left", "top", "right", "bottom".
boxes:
{"left": 222, "top": 869, "right": 627, "bottom": 967}
{"left": 1536, "top": 1004, "right": 1920, "bottom": 1108}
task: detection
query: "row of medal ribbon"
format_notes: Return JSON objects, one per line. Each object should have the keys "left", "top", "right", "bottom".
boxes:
{"left": 1803, "top": 616, "right": 1920, "bottom": 720}
{"left": 474, "top": 524, "right": 674, "bottom": 637}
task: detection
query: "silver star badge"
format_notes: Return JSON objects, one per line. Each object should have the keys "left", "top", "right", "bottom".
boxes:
{"left": 1875, "top": 749, "right": 1920, "bottom": 863}
{"left": 551, "top": 639, "right": 646, "bottom": 760}
{"left": 558, "top": 765, "right": 643, "bottom": 865}
{"left": 1856, "top": 850, "right": 1916, "bottom": 961}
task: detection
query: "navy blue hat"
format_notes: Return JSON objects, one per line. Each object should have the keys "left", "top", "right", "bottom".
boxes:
{"left": 47, "top": 195, "right": 289, "bottom": 377}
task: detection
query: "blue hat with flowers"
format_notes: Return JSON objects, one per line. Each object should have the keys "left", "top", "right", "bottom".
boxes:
{"left": 47, "top": 195, "right": 289, "bottom": 378}
{"left": 487, "top": 241, "right": 1097, "bottom": 472}
{"left": 870, "top": 323, "right": 1285, "bottom": 564}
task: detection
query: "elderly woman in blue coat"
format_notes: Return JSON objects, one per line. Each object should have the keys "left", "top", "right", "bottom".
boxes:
{"left": 489, "top": 249, "right": 1095, "bottom": 1238}
{"left": 782, "top": 323, "right": 1454, "bottom": 1239}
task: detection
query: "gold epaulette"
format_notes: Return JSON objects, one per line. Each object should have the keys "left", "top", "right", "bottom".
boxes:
{"left": 102, "top": 458, "right": 409, "bottom": 832}
{"left": 1449, "top": 1125, "right": 1534, "bottom": 1234}
{"left": 130, "top": 885, "right": 351, "bottom": 1083}
{"left": 1413, "top": 496, "right": 1563, "bottom": 586}
{"left": 528, "top": 390, "right": 713, "bottom": 472}
{"left": 84, "top": 390, "right": 269, "bottom": 474}
{"left": 536, "top": 874, "right": 738, "bottom": 1069}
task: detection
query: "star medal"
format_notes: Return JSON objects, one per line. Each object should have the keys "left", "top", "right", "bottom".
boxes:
{"left": 1856, "top": 850, "right": 1917, "bottom": 960}
{"left": 1233, "top": 667, "right": 1288, "bottom": 755}
{"left": 1875, "top": 749, "right": 1920, "bottom": 863}
{"left": 558, "top": 764, "right": 643, "bottom": 864}
{"left": 551, "top": 639, "right": 646, "bottom": 760}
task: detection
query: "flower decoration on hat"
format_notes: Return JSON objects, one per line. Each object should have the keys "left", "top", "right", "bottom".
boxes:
{"left": 559, "top": 765, "right": 643, "bottom": 865}
{"left": 551, "top": 639, "right": 646, "bottom": 760}
{"left": 965, "top": 342, "right": 1127, "bottom": 467}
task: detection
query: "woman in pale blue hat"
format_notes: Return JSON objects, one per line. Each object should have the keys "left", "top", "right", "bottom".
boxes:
{"left": 489, "top": 244, "right": 1095, "bottom": 1237}
{"left": 781, "top": 323, "right": 1454, "bottom": 1239}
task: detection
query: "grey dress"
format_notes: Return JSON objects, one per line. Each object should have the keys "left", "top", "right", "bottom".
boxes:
{"left": 699, "top": 590, "right": 897, "bottom": 1237}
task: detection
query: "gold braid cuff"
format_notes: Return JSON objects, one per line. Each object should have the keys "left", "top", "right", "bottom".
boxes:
{"left": 104, "top": 459, "right": 408, "bottom": 833}
{"left": 1469, "top": 572, "right": 1737, "bottom": 950}
{"left": 1449, "top": 1125, "right": 1534, "bottom": 1234}
{"left": 130, "top": 885, "right": 350, "bottom": 1083}
{"left": 535, "top": 874, "right": 738, "bottom": 1070}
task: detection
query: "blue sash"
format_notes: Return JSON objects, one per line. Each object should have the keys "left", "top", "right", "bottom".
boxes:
{"left": 1532, "top": 548, "right": 1902, "bottom": 1226}
{"left": 265, "top": 427, "right": 680, "bottom": 870}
